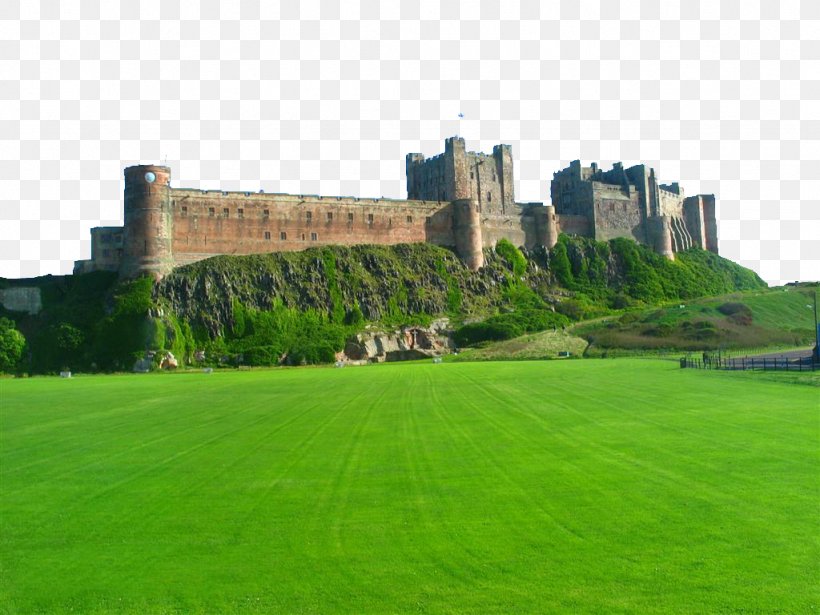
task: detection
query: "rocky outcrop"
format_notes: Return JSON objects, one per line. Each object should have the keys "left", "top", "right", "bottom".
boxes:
{"left": 339, "top": 319, "right": 454, "bottom": 363}
{"left": 154, "top": 244, "right": 516, "bottom": 338}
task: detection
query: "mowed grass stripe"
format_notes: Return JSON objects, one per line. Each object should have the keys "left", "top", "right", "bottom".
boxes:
{"left": 1, "top": 360, "right": 818, "bottom": 613}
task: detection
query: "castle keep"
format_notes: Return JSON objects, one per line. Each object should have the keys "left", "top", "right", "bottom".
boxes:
{"left": 74, "top": 136, "right": 718, "bottom": 279}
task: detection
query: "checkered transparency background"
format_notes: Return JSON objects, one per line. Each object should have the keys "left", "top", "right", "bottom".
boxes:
{"left": 1, "top": 0, "right": 818, "bottom": 285}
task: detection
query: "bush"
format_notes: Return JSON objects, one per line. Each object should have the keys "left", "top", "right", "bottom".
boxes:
{"left": 242, "top": 345, "right": 282, "bottom": 366}
{"left": 454, "top": 321, "right": 523, "bottom": 347}
{"left": 718, "top": 302, "right": 753, "bottom": 326}
{"left": 287, "top": 342, "right": 338, "bottom": 365}
{"left": 344, "top": 304, "right": 365, "bottom": 327}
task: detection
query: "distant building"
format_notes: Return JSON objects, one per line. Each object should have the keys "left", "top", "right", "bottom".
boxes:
{"left": 74, "top": 136, "right": 718, "bottom": 279}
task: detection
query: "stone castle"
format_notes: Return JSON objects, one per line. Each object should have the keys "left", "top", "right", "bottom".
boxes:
{"left": 74, "top": 136, "right": 718, "bottom": 279}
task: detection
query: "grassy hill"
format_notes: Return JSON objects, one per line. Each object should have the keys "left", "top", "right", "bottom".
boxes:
{"left": 0, "top": 237, "right": 772, "bottom": 373}
{"left": 2, "top": 360, "right": 816, "bottom": 613}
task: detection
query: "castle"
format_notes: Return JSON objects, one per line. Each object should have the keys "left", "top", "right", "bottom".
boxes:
{"left": 73, "top": 136, "right": 718, "bottom": 279}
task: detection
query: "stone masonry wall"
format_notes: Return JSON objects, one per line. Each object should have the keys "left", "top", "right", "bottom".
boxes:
{"left": 169, "top": 189, "right": 453, "bottom": 267}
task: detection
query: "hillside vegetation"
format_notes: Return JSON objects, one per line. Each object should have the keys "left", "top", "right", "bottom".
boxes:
{"left": 0, "top": 236, "right": 770, "bottom": 372}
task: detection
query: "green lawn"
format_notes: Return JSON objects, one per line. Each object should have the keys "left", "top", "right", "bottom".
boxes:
{"left": 1, "top": 360, "right": 818, "bottom": 613}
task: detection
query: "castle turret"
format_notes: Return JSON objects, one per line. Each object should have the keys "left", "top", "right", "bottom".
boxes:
{"left": 444, "top": 136, "right": 470, "bottom": 202}
{"left": 120, "top": 165, "right": 174, "bottom": 279}
{"left": 405, "top": 153, "right": 425, "bottom": 199}
{"left": 493, "top": 143, "right": 514, "bottom": 213}
{"left": 533, "top": 204, "right": 558, "bottom": 250}
{"left": 452, "top": 198, "right": 484, "bottom": 271}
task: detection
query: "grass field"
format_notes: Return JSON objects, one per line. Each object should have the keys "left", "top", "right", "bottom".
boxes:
{"left": 1, "top": 360, "right": 818, "bottom": 613}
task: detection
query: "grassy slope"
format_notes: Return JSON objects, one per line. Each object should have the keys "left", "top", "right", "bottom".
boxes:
{"left": 452, "top": 328, "right": 588, "bottom": 361}
{"left": 574, "top": 286, "right": 817, "bottom": 354}
{"left": 1, "top": 361, "right": 817, "bottom": 614}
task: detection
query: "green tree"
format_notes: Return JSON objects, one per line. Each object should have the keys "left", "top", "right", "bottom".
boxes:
{"left": 0, "top": 318, "right": 26, "bottom": 372}
{"left": 550, "top": 239, "right": 574, "bottom": 287}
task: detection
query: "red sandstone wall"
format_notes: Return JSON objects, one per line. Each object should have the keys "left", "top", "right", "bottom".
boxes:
{"left": 169, "top": 189, "right": 454, "bottom": 266}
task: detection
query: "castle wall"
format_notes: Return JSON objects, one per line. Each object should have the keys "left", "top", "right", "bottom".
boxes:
{"left": 590, "top": 183, "right": 644, "bottom": 242}
{"left": 556, "top": 214, "right": 593, "bottom": 237}
{"left": 168, "top": 189, "right": 454, "bottom": 267}
{"left": 73, "top": 226, "right": 123, "bottom": 274}
{"left": 479, "top": 211, "right": 532, "bottom": 250}
{"left": 405, "top": 153, "right": 448, "bottom": 201}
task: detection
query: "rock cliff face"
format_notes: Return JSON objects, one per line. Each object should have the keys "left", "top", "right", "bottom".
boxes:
{"left": 340, "top": 319, "right": 454, "bottom": 363}
{"left": 154, "top": 243, "right": 519, "bottom": 338}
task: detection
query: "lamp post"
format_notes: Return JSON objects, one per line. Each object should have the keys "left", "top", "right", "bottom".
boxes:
{"left": 812, "top": 288, "right": 819, "bottom": 362}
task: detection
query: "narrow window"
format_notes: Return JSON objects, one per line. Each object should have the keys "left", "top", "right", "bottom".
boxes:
{"left": 487, "top": 192, "right": 491, "bottom": 202}
{"left": 208, "top": 207, "right": 215, "bottom": 217}
{"left": 264, "top": 231, "right": 271, "bottom": 240}
{"left": 311, "top": 232, "right": 318, "bottom": 241}
{"left": 263, "top": 209, "right": 270, "bottom": 218}
{"left": 301, "top": 233, "right": 306, "bottom": 240}
{"left": 426, "top": 216, "right": 432, "bottom": 224}
{"left": 470, "top": 172, "right": 474, "bottom": 179}
{"left": 493, "top": 172, "right": 496, "bottom": 181}
{"left": 181, "top": 206, "right": 188, "bottom": 217}
{"left": 223, "top": 207, "right": 229, "bottom": 217}
{"left": 347, "top": 213, "right": 354, "bottom": 222}
{"left": 237, "top": 208, "right": 244, "bottom": 218}
{"left": 280, "top": 231, "right": 287, "bottom": 240}
{"left": 367, "top": 213, "right": 374, "bottom": 224}
{"left": 327, "top": 212, "right": 333, "bottom": 221}
{"left": 306, "top": 211, "right": 312, "bottom": 221}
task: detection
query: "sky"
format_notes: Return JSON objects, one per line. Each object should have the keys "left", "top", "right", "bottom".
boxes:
{"left": 1, "top": 0, "right": 818, "bottom": 284}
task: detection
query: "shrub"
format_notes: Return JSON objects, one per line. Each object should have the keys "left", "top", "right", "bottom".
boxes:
{"left": 496, "top": 238, "right": 527, "bottom": 277}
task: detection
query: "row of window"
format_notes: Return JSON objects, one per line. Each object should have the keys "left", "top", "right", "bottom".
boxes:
{"left": 99, "top": 233, "right": 122, "bottom": 244}
{"left": 179, "top": 206, "right": 424, "bottom": 225}
{"left": 265, "top": 231, "right": 318, "bottom": 241}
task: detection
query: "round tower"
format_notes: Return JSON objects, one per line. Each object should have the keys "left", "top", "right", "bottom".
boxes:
{"left": 534, "top": 204, "right": 558, "bottom": 250}
{"left": 651, "top": 215, "right": 675, "bottom": 260}
{"left": 452, "top": 198, "right": 484, "bottom": 271}
{"left": 120, "top": 165, "right": 174, "bottom": 279}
